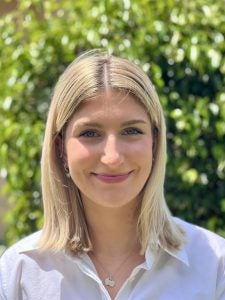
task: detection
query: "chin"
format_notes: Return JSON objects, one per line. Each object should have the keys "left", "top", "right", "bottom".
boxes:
{"left": 96, "top": 196, "right": 138, "bottom": 209}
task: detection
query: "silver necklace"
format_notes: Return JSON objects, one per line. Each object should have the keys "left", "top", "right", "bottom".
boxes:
{"left": 91, "top": 250, "right": 135, "bottom": 288}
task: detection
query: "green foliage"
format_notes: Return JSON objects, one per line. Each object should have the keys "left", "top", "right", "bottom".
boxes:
{"left": 0, "top": 0, "right": 225, "bottom": 245}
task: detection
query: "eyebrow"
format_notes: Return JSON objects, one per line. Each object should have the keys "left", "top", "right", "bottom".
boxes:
{"left": 74, "top": 119, "right": 148, "bottom": 129}
{"left": 122, "top": 119, "right": 148, "bottom": 126}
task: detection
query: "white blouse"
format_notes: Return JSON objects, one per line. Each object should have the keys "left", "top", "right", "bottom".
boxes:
{"left": 0, "top": 218, "right": 225, "bottom": 300}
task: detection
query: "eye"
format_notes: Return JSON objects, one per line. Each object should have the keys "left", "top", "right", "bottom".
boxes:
{"left": 122, "top": 127, "right": 143, "bottom": 135}
{"left": 79, "top": 130, "right": 100, "bottom": 138}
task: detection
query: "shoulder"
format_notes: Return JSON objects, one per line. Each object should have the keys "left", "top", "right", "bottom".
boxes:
{"left": 0, "top": 231, "right": 42, "bottom": 299}
{"left": 173, "top": 218, "right": 225, "bottom": 297}
{"left": 0, "top": 231, "right": 42, "bottom": 269}
{"left": 174, "top": 217, "right": 225, "bottom": 251}
{"left": 174, "top": 217, "right": 225, "bottom": 267}
{"left": 1, "top": 231, "right": 41, "bottom": 259}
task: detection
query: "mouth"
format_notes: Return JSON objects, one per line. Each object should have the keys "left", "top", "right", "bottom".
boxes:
{"left": 92, "top": 171, "right": 133, "bottom": 183}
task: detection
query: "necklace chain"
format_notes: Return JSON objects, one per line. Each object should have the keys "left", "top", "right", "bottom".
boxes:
{"left": 91, "top": 249, "right": 135, "bottom": 288}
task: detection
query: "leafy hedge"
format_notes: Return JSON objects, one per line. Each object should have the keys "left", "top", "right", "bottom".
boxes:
{"left": 0, "top": 0, "right": 225, "bottom": 246}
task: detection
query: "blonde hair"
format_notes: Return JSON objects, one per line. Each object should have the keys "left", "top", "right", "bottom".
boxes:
{"left": 39, "top": 49, "right": 185, "bottom": 254}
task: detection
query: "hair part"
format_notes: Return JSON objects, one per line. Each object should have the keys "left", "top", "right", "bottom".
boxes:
{"left": 39, "top": 49, "right": 185, "bottom": 254}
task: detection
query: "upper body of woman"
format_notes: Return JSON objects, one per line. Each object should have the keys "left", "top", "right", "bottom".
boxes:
{"left": 1, "top": 50, "right": 225, "bottom": 300}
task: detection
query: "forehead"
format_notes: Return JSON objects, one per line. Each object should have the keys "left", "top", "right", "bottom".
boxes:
{"left": 72, "top": 90, "right": 148, "bottom": 119}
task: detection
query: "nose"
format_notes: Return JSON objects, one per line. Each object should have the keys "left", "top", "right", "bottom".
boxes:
{"left": 100, "top": 134, "right": 123, "bottom": 166}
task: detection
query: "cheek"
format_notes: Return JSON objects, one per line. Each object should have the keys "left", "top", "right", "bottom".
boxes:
{"left": 133, "top": 139, "right": 154, "bottom": 176}
{"left": 66, "top": 140, "right": 94, "bottom": 165}
{"left": 130, "top": 139, "right": 153, "bottom": 159}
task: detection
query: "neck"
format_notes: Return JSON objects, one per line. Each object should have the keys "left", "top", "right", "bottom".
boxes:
{"left": 83, "top": 199, "right": 140, "bottom": 257}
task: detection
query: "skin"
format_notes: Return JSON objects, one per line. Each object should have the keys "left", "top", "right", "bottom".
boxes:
{"left": 64, "top": 90, "right": 154, "bottom": 297}
{"left": 65, "top": 90, "right": 154, "bottom": 209}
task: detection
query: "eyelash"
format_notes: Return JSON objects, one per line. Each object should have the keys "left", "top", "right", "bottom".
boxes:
{"left": 79, "top": 127, "right": 143, "bottom": 138}
{"left": 122, "top": 127, "right": 143, "bottom": 135}
{"left": 79, "top": 130, "right": 100, "bottom": 138}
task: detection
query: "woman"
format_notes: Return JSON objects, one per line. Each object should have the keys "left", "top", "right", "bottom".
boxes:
{"left": 0, "top": 50, "right": 225, "bottom": 300}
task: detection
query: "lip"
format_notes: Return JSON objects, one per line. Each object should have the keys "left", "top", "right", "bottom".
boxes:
{"left": 92, "top": 171, "right": 133, "bottom": 184}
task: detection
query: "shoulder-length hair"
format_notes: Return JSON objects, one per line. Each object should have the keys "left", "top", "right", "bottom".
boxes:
{"left": 39, "top": 49, "right": 184, "bottom": 254}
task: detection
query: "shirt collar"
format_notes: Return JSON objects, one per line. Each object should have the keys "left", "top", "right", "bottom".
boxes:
{"left": 163, "top": 245, "right": 189, "bottom": 266}
{"left": 144, "top": 242, "right": 189, "bottom": 269}
{"left": 19, "top": 231, "right": 189, "bottom": 268}
{"left": 18, "top": 231, "right": 41, "bottom": 254}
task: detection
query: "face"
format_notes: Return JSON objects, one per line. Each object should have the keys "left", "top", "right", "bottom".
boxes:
{"left": 64, "top": 90, "right": 154, "bottom": 209}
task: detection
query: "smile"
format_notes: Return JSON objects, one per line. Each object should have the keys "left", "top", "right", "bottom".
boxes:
{"left": 92, "top": 171, "right": 133, "bottom": 183}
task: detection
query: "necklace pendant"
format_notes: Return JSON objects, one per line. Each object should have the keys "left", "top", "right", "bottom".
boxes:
{"left": 104, "top": 277, "right": 115, "bottom": 287}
